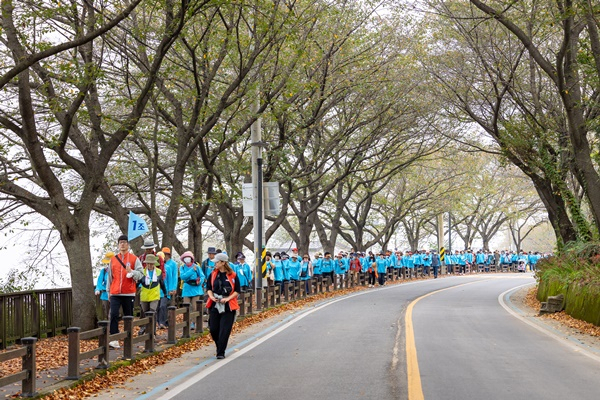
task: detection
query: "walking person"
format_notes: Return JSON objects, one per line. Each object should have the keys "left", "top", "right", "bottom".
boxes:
{"left": 138, "top": 254, "right": 167, "bottom": 335}
{"left": 431, "top": 251, "right": 440, "bottom": 279}
{"left": 300, "top": 254, "right": 312, "bottom": 292}
{"left": 107, "top": 235, "right": 144, "bottom": 349}
{"left": 95, "top": 251, "right": 113, "bottom": 320}
{"left": 367, "top": 262, "right": 378, "bottom": 287}
{"left": 157, "top": 247, "right": 178, "bottom": 329}
{"left": 179, "top": 250, "right": 205, "bottom": 330}
{"left": 206, "top": 253, "right": 240, "bottom": 359}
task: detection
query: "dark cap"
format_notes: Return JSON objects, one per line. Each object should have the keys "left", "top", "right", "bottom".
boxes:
{"left": 207, "top": 247, "right": 217, "bottom": 254}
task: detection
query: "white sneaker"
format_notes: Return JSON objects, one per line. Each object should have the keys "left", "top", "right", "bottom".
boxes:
{"left": 109, "top": 340, "right": 120, "bottom": 349}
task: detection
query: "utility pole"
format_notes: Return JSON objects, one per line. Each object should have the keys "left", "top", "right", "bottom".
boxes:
{"left": 251, "top": 97, "right": 266, "bottom": 299}
{"left": 448, "top": 212, "right": 452, "bottom": 253}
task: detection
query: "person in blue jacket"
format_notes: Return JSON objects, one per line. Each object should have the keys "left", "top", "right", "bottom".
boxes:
{"left": 300, "top": 254, "right": 312, "bottom": 291}
{"left": 179, "top": 250, "right": 206, "bottom": 330}
{"left": 271, "top": 252, "right": 285, "bottom": 291}
{"left": 158, "top": 247, "right": 178, "bottom": 329}
{"left": 422, "top": 251, "right": 432, "bottom": 276}
{"left": 312, "top": 252, "right": 322, "bottom": 278}
{"left": 476, "top": 250, "right": 486, "bottom": 273}
{"left": 320, "top": 252, "right": 335, "bottom": 285}
{"left": 287, "top": 253, "right": 301, "bottom": 282}
{"left": 234, "top": 252, "right": 253, "bottom": 292}
{"left": 95, "top": 251, "right": 113, "bottom": 320}
{"left": 334, "top": 253, "right": 347, "bottom": 275}
{"left": 484, "top": 251, "right": 492, "bottom": 272}
{"left": 457, "top": 251, "right": 466, "bottom": 275}
{"left": 404, "top": 251, "right": 414, "bottom": 278}
{"left": 376, "top": 253, "right": 388, "bottom": 286}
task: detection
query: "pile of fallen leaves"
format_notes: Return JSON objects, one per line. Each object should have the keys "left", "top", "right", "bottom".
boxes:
{"left": 524, "top": 287, "right": 541, "bottom": 310}
{"left": 39, "top": 283, "right": 399, "bottom": 399}
{"left": 525, "top": 286, "right": 600, "bottom": 337}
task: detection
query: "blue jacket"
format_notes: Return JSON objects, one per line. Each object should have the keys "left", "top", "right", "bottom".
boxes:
{"left": 334, "top": 258, "right": 347, "bottom": 274}
{"left": 376, "top": 257, "right": 388, "bottom": 273}
{"left": 476, "top": 253, "right": 485, "bottom": 264}
{"left": 287, "top": 259, "right": 301, "bottom": 280}
{"left": 163, "top": 259, "right": 178, "bottom": 298}
{"left": 300, "top": 261, "right": 311, "bottom": 280}
{"left": 312, "top": 258, "right": 322, "bottom": 275}
{"left": 95, "top": 268, "right": 109, "bottom": 301}
{"left": 272, "top": 260, "right": 285, "bottom": 281}
{"left": 320, "top": 258, "right": 335, "bottom": 273}
{"left": 422, "top": 254, "right": 432, "bottom": 267}
{"left": 234, "top": 262, "right": 253, "bottom": 287}
{"left": 179, "top": 264, "right": 205, "bottom": 297}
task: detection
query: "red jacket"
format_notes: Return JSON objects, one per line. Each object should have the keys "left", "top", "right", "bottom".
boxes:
{"left": 206, "top": 270, "right": 240, "bottom": 311}
{"left": 110, "top": 253, "right": 139, "bottom": 295}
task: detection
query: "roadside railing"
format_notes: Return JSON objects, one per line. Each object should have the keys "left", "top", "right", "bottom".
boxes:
{"left": 0, "top": 289, "right": 72, "bottom": 350}
{"left": 0, "top": 337, "right": 37, "bottom": 397}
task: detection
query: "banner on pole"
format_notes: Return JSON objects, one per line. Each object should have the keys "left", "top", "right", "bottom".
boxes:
{"left": 128, "top": 211, "right": 149, "bottom": 241}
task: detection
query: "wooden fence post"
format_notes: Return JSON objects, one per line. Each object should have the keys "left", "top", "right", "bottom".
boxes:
{"left": 167, "top": 306, "right": 177, "bottom": 344}
{"left": 144, "top": 311, "right": 155, "bottom": 353}
{"left": 15, "top": 296, "right": 24, "bottom": 341}
{"left": 283, "top": 282, "right": 289, "bottom": 303}
{"left": 196, "top": 300, "right": 204, "bottom": 333}
{"left": 20, "top": 337, "right": 37, "bottom": 397}
{"left": 182, "top": 303, "right": 191, "bottom": 339}
{"left": 270, "top": 286, "right": 275, "bottom": 307}
{"left": 239, "top": 292, "right": 246, "bottom": 317}
{"left": 97, "top": 321, "right": 109, "bottom": 369}
{"left": 67, "top": 327, "right": 80, "bottom": 380}
{"left": 45, "top": 292, "right": 56, "bottom": 338}
{"left": 123, "top": 316, "right": 134, "bottom": 360}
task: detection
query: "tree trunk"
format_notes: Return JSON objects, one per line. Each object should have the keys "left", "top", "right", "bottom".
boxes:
{"left": 61, "top": 224, "right": 96, "bottom": 330}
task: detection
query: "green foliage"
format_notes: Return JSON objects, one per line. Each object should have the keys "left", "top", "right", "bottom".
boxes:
{"left": 0, "top": 268, "right": 38, "bottom": 294}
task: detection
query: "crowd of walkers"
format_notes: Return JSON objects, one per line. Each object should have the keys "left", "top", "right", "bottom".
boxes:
{"left": 263, "top": 248, "right": 546, "bottom": 289}
{"left": 94, "top": 235, "right": 547, "bottom": 356}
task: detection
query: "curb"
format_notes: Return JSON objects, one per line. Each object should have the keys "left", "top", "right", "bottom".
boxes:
{"left": 499, "top": 283, "right": 600, "bottom": 363}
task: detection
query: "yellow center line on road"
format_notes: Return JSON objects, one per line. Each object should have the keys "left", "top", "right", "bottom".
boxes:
{"left": 405, "top": 281, "right": 485, "bottom": 400}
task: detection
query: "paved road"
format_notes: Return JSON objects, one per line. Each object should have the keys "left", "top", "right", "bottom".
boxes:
{"left": 97, "top": 275, "right": 599, "bottom": 400}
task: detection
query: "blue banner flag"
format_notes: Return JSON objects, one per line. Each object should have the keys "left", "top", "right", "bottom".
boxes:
{"left": 128, "top": 211, "right": 149, "bottom": 241}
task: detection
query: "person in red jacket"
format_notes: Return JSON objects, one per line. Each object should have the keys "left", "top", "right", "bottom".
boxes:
{"left": 107, "top": 234, "right": 144, "bottom": 349}
{"left": 206, "top": 253, "right": 240, "bottom": 359}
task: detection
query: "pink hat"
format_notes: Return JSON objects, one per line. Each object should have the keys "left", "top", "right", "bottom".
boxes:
{"left": 180, "top": 251, "right": 194, "bottom": 263}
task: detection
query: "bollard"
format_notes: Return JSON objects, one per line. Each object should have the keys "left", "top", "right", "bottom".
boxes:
{"left": 97, "top": 321, "right": 109, "bottom": 369}
{"left": 239, "top": 291, "right": 246, "bottom": 317}
{"left": 123, "top": 316, "right": 134, "bottom": 360}
{"left": 270, "top": 285, "right": 275, "bottom": 307}
{"left": 307, "top": 278, "right": 313, "bottom": 295}
{"left": 256, "top": 288, "right": 262, "bottom": 312}
{"left": 167, "top": 306, "right": 177, "bottom": 344}
{"left": 144, "top": 311, "right": 155, "bottom": 353}
{"left": 333, "top": 274, "right": 338, "bottom": 291}
{"left": 248, "top": 291, "right": 253, "bottom": 315}
{"left": 67, "top": 327, "right": 80, "bottom": 380}
{"left": 20, "top": 337, "right": 37, "bottom": 397}
{"left": 196, "top": 300, "right": 204, "bottom": 333}
{"left": 182, "top": 303, "right": 191, "bottom": 338}
{"left": 284, "top": 282, "right": 290, "bottom": 303}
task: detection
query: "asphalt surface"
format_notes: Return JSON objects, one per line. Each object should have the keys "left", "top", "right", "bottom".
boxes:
{"left": 92, "top": 274, "right": 600, "bottom": 400}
